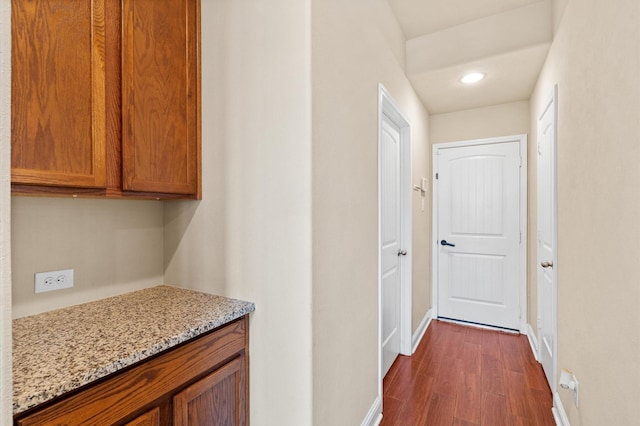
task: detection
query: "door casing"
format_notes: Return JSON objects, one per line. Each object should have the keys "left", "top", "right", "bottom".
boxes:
{"left": 432, "top": 135, "right": 528, "bottom": 333}
{"left": 377, "top": 84, "right": 412, "bottom": 401}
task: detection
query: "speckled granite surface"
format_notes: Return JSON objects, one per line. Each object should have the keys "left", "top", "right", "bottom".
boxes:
{"left": 12, "top": 285, "right": 255, "bottom": 415}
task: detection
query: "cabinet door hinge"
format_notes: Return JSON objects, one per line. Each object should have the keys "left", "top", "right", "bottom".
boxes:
{"left": 435, "top": 172, "right": 439, "bottom": 180}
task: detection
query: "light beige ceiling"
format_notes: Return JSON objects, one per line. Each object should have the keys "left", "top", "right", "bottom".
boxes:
{"left": 387, "top": 0, "right": 553, "bottom": 114}
{"left": 387, "top": 0, "right": 544, "bottom": 39}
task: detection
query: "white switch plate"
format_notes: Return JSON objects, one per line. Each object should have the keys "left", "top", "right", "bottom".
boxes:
{"left": 35, "top": 269, "right": 74, "bottom": 293}
{"left": 420, "top": 177, "right": 428, "bottom": 191}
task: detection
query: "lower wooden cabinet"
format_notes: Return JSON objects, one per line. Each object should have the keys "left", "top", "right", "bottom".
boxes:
{"left": 15, "top": 316, "right": 249, "bottom": 426}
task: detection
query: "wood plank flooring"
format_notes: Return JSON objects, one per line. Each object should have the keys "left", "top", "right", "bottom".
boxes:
{"left": 381, "top": 320, "right": 555, "bottom": 426}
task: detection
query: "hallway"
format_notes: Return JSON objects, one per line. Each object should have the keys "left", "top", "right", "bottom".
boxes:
{"left": 381, "top": 320, "right": 556, "bottom": 425}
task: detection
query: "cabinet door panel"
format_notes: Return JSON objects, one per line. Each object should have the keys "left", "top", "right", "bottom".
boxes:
{"left": 174, "top": 357, "right": 246, "bottom": 426}
{"left": 11, "top": 0, "right": 106, "bottom": 188}
{"left": 122, "top": 0, "right": 199, "bottom": 195}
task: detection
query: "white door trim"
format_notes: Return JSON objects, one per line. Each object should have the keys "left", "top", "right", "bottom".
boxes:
{"left": 431, "top": 134, "right": 528, "bottom": 333}
{"left": 377, "top": 84, "right": 412, "bottom": 401}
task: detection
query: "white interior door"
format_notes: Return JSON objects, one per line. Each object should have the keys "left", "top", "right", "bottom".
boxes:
{"left": 538, "top": 87, "right": 557, "bottom": 390}
{"left": 380, "top": 114, "right": 402, "bottom": 377}
{"left": 436, "top": 140, "right": 523, "bottom": 330}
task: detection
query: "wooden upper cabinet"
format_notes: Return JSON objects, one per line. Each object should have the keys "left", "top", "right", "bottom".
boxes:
{"left": 11, "top": 0, "right": 107, "bottom": 188}
{"left": 122, "top": 0, "right": 199, "bottom": 196}
{"left": 11, "top": 0, "right": 201, "bottom": 199}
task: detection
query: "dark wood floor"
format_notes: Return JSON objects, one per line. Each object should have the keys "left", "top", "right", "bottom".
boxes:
{"left": 381, "top": 320, "right": 555, "bottom": 426}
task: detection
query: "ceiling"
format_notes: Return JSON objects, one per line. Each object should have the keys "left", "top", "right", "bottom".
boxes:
{"left": 387, "top": 0, "right": 553, "bottom": 114}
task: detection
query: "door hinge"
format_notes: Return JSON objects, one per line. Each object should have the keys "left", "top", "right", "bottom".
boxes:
{"left": 435, "top": 172, "right": 439, "bottom": 180}
{"left": 520, "top": 232, "right": 522, "bottom": 244}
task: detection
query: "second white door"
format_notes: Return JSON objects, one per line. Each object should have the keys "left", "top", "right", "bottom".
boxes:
{"left": 380, "top": 114, "right": 402, "bottom": 376}
{"left": 537, "top": 87, "right": 558, "bottom": 390}
{"left": 436, "top": 140, "right": 523, "bottom": 330}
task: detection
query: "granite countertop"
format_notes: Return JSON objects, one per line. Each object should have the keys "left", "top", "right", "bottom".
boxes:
{"left": 12, "top": 285, "right": 255, "bottom": 415}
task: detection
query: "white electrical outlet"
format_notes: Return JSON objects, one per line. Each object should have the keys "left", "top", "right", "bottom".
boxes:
{"left": 560, "top": 368, "right": 580, "bottom": 408}
{"left": 35, "top": 269, "right": 74, "bottom": 293}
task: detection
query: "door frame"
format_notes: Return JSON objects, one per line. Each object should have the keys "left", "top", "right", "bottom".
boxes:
{"left": 377, "top": 84, "right": 412, "bottom": 397}
{"left": 538, "top": 85, "right": 558, "bottom": 395}
{"left": 431, "top": 135, "right": 528, "bottom": 333}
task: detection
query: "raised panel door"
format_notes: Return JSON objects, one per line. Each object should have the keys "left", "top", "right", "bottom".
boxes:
{"left": 437, "top": 141, "right": 522, "bottom": 330}
{"left": 380, "top": 115, "right": 401, "bottom": 377}
{"left": 11, "top": 0, "right": 106, "bottom": 188}
{"left": 537, "top": 87, "right": 557, "bottom": 390}
{"left": 122, "top": 0, "right": 200, "bottom": 196}
{"left": 173, "top": 357, "right": 246, "bottom": 426}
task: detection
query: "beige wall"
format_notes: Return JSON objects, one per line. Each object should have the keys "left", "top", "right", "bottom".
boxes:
{"left": 11, "top": 197, "right": 164, "bottom": 318}
{"left": 312, "top": 0, "right": 431, "bottom": 423}
{"left": 429, "top": 101, "right": 530, "bottom": 145}
{"left": 164, "top": 1, "right": 313, "bottom": 424}
{"left": 410, "top": 101, "right": 432, "bottom": 333}
{"left": 1, "top": 0, "right": 12, "bottom": 420}
{"left": 530, "top": 0, "right": 640, "bottom": 423}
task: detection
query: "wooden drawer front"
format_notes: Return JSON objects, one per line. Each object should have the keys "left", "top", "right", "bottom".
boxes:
{"left": 16, "top": 318, "right": 246, "bottom": 426}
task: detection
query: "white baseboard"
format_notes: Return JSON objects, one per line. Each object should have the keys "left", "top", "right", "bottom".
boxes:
{"left": 361, "top": 395, "right": 382, "bottom": 426}
{"left": 552, "top": 391, "right": 570, "bottom": 426}
{"left": 412, "top": 308, "right": 432, "bottom": 353}
{"left": 528, "top": 324, "right": 566, "bottom": 426}
{"left": 526, "top": 323, "right": 539, "bottom": 361}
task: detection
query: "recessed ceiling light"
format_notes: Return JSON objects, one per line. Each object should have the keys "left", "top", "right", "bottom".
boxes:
{"left": 460, "top": 72, "right": 486, "bottom": 84}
